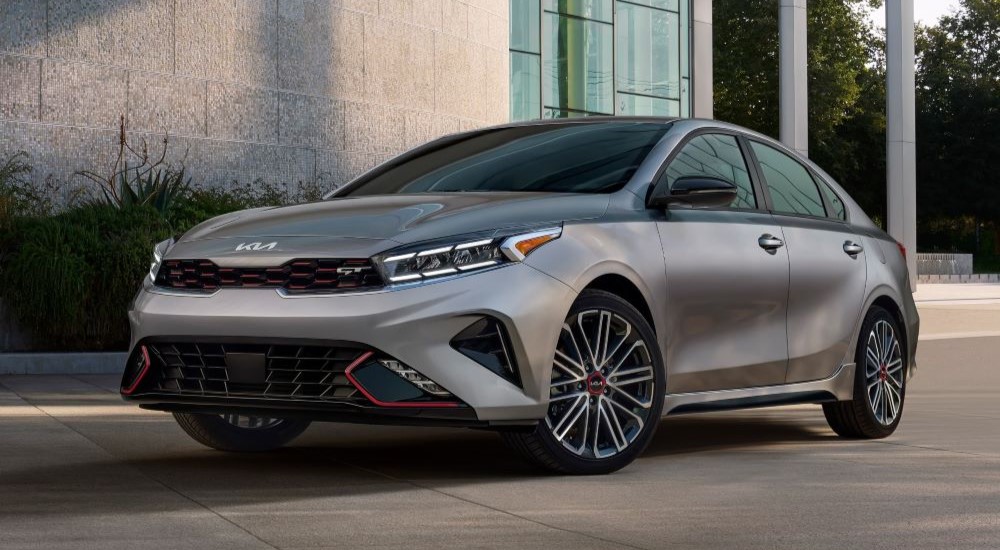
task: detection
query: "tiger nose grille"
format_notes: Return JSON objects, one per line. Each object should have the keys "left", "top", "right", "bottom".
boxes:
{"left": 148, "top": 343, "right": 367, "bottom": 401}
{"left": 154, "top": 258, "right": 383, "bottom": 293}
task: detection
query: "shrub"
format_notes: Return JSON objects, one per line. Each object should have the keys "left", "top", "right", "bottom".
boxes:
{"left": 0, "top": 152, "right": 50, "bottom": 231}
{"left": 78, "top": 116, "right": 190, "bottom": 217}
{"left": 1, "top": 138, "right": 331, "bottom": 350}
{"left": 0, "top": 204, "right": 172, "bottom": 350}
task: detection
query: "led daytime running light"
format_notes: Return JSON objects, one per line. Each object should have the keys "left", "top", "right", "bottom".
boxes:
{"left": 378, "top": 228, "right": 561, "bottom": 286}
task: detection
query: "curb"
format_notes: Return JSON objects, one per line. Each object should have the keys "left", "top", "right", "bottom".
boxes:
{"left": 0, "top": 352, "right": 126, "bottom": 375}
{"left": 917, "top": 274, "right": 1000, "bottom": 284}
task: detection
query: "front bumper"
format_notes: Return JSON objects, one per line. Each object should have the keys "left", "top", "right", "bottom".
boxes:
{"left": 125, "top": 263, "right": 577, "bottom": 423}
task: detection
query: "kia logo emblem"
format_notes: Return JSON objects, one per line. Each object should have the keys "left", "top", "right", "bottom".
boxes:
{"left": 235, "top": 241, "right": 277, "bottom": 251}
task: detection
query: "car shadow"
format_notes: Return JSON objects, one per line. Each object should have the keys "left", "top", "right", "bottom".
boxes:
{"left": 2, "top": 412, "right": 843, "bottom": 519}
{"left": 642, "top": 413, "right": 838, "bottom": 457}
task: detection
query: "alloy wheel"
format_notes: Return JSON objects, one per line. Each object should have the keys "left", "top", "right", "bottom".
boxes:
{"left": 546, "top": 309, "right": 656, "bottom": 459}
{"left": 864, "top": 319, "right": 904, "bottom": 426}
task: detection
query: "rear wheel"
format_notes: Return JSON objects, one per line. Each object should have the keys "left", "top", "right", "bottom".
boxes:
{"left": 823, "top": 305, "right": 906, "bottom": 438}
{"left": 173, "top": 412, "right": 311, "bottom": 452}
{"left": 503, "top": 290, "right": 665, "bottom": 474}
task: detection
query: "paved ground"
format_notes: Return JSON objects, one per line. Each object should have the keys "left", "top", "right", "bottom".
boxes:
{"left": 2, "top": 298, "right": 999, "bottom": 549}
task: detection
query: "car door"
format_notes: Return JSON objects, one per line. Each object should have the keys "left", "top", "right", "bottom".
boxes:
{"left": 655, "top": 132, "right": 791, "bottom": 393}
{"left": 746, "top": 140, "right": 867, "bottom": 384}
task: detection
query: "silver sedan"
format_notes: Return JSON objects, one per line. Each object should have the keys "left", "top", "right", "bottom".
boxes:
{"left": 122, "top": 118, "right": 918, "bottom": 474}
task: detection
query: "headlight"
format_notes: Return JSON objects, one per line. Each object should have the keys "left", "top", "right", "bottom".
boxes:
{"left": 375, "top": 227, "right": 561, "bottom": 285}
{"left": 148, "top": 238, "right": 175, "bottom": 283}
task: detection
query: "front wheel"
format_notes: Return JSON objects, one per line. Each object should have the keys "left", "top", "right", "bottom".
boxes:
{"left": 823, "top": 305, "right": 907, "bottom": 439}
{"left": 173, "top": 412, "right": 311, "bottom": 452}
{"left": 503, "top": 290, "right": 665, "bottom": 475}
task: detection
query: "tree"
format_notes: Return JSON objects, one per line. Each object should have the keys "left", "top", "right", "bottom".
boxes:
{"left": 916, "top": 0, "right": 1000, "bottom": 254}
{"left": 713, "top": 0, "right": 887, "bottom": 219}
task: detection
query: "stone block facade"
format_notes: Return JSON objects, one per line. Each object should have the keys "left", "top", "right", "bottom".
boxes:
{"left": 0, "top": 0, "right": 509, "bottom": 199}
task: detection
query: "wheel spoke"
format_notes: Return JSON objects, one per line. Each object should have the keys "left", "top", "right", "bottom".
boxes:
{"left": 549, "top": 391, "right": 587, "bottom": 402}
{"left": 607, "top": 396, "right": 645, "bottom": 429}
{"left": 553, "top": 350, "right": 586, "bottom": 382}
{"left": 609, "top": 382, "right": 652, "bottom": 409}
{"left": 576, "top": 312, "right": 599, "bottom": 366}
{"left": 609, "top": 341, "right": 646, "bottom": 376}
{"left": 563, "top": 323, "right": 585, "bottom": 364}
{"left": 881, "top": 381, "right": 888, "bottom": 422}
{"left": 866, "top": 346, "right": 880, "bottom": 375}
{"left": 886, "top": 358, "right": 903, "bottom": 374}
{"left": 871, "top": 383, "right": 883, "bottom": 423}
{"left": 885, "top": 382, "right": 900, "bottom": 418}
{"left": 600, "top": 317, "right": 631, "bottom": 369}
{"left": 610, "top": 364, "right": 654, "bottom": 386}
{"left": 869, "top": 332, "right": 882, "bottom": 367}
{"left": 600, "top": 398, "right": 628, "bottom": 452}
{"left": 551, "top": 395, "right": 587, "bottom": 440}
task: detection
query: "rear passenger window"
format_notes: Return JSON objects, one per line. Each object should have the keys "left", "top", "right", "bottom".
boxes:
{"left": 663, "top": 134, "right": 756, "bottom": 209}
{"left": 750, "top": 141, "right": 826, "bottom": 217}
{"left": 818, "top": 180, "right": 846, "bottom": 220}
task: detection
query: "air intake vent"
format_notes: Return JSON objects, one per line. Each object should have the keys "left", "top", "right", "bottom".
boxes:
{"left": 451, "top": 317, "right": 520, "bottom": 387}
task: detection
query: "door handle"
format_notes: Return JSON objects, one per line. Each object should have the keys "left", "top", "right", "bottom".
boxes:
{"left": 758, "top": 234, "right": 784, "bottom": 251}
{"left": 843, "top": 241, "right": 864, "bottom": 256}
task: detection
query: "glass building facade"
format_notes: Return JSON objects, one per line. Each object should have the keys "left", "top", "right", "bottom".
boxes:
{"left": 510, "top": 0, "right": 692, "bottom": 121}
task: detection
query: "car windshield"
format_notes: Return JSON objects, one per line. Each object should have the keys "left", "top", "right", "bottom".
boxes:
{"left": 339, "top": 121, "right": 672, "bottom": 196}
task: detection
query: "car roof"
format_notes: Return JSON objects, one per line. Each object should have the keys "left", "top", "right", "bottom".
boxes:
{"left": 478, "top": 116, "right": 681, "bottom": 130}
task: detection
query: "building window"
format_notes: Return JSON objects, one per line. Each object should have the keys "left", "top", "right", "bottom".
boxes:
{"left": 510, "top": 0, "right": 691, "bottom": 120}
{"left": 542, "top": 7, "right": 614, "bottom": 117}
{"left": 615, "top": 0, "right": 680, "bottom": 116}
{"left": 511, "top": 0, "right": 542, "bottom": 121}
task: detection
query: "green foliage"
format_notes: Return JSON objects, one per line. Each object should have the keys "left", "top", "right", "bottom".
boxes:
{"left": 0, "top": 152, "right": 50, "bottom": 231}
{"left": 0, "top": 176, "right": 328, "bottom": 351}
{"left": 713, "top": 0, "right": 887, "bottom": 218}
{"left": 78, "top": 116, "right": 190, "bottom": 217}
{"left": 916, "top": 0, "right": 1000, "bottom": 255}
{"left": 0, "top": 204, "right": 173, "bottom": 350}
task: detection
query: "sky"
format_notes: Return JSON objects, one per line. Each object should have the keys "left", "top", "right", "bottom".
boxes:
{"left": 867, "top": 0, "right": 962, "bottom": 28}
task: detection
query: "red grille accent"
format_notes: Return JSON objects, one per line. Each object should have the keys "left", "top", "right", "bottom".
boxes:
{"left": 155, "top": 258, "right": 383, "bottom": 293}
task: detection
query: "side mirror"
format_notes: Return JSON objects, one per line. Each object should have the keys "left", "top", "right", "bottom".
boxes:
{"left": 648, "top": 176, "right": 738, "bottom": 209}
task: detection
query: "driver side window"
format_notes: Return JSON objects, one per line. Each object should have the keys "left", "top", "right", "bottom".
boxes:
{"left": 662, "top": 134, "right": 757, "bottom": 209}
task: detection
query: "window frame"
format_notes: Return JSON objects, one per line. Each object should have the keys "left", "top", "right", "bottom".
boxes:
{"left": 743, "top": 137, "right": 843, "bottom": 222}
{"left": 812, "top": 172, "right": 850, "bottom": 223}
{"left": 646, "top": 128, "right": 768, "bottom": 213}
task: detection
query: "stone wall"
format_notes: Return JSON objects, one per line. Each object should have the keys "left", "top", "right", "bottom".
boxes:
{"left": 0, "top": 0, "right": 509, "bottom": 198}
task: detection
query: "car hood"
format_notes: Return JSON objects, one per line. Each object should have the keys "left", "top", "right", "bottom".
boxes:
{"left": 169, "top": 192, "right": 609, "bottom": 262}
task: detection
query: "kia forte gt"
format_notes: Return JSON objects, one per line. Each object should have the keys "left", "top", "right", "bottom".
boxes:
{"left": 122, "top": 118, "right": 918, "bottom": 474}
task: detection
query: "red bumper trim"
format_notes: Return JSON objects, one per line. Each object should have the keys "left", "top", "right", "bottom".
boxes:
{"left": 344, "top": 351, "right": 460, "bottom": 408}
{"left": 121, "top": 345, "right": 152, "bottom": 396}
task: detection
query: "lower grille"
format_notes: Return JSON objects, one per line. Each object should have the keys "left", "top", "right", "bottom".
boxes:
{"left": 148, "top": 342, "right": 367, "bottom": 402}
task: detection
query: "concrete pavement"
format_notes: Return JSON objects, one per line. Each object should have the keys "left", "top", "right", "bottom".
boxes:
{"left": 1, "top": 305, "right": 999, "bottom": 549}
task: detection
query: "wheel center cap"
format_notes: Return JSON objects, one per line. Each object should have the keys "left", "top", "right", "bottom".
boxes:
{"left": 879, "top": 364, "right": 888, "bottom": 381}
{"left": 587, "top": 371, "right": 606, "bottom": 396}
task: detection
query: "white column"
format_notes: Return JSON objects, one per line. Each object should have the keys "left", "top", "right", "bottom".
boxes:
{"left": 779, "top": 0, "right": 808, "bottom": 156}
{"left": 886, "top": 0, "right": 917, "bottom": 289}
{"left": 691, "top": 0, "right": 713, "bottom": 119}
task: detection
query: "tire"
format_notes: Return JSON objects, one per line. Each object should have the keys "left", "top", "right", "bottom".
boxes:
{"left": 823, "top": 305, "right": 907, "bottom": 439}
{"left": 503, "top": 289, "right": 665, "bottom": 475}
{"left": 173, "top": 412, "right": 311, "bottom": 452}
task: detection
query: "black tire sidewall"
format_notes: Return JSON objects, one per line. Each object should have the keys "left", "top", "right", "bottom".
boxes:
{"left": 174, "top": 413, "right": 311, "bottom": 452}
{"left": 533, "top": 289, "right": 665, "bottom": 475}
